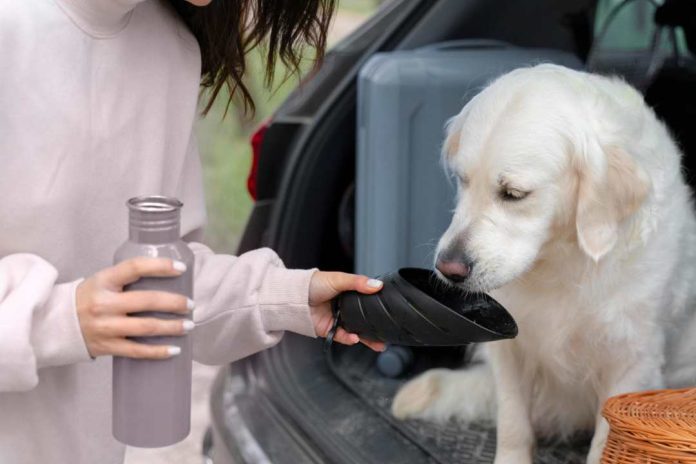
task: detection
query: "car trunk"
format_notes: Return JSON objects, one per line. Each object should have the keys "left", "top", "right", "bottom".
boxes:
{"left": 211, "top": 335, "right": 590, "bottom": 463}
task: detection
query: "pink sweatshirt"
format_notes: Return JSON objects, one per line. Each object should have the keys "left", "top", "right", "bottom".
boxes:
{"left": 0, "top": 0, "right": 317, "bottom": 462}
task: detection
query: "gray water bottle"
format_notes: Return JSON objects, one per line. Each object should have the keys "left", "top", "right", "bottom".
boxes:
{"left": 112, "top": 195, "right": 195, "bottom": 447}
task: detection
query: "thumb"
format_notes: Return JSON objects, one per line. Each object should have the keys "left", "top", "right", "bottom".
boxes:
{"left": 310, "top": 272, "right": 383, "bottom": 304}
{"left": 326, "top": 272, "right": 383, "bottom": 295}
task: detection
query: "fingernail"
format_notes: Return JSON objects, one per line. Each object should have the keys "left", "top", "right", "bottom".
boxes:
{"left": 367, "top": 279, "right": 383, "bottom": 288}
{"left": 167, "top": 346, "right": 181, "bottom": 357}
{"left": 182, "top": 320, "right": 195, "bottom": 333}
{"left": 186, "top": 298, "right": 195, "bottom": 311}
{"left": 172, "top": 260, "right": 187, "bottom": 273}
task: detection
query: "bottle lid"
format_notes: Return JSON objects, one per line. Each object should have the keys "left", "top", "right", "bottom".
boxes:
{"left": 127, "top": 195, "right": 183, "bottom": 213}
{"left": 127, "top": 195, "right": 182, "bottom": 231}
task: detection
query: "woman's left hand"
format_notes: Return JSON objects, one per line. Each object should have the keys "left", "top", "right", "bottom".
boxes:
{"left": 308, "top": 271, "right": 386, "bottom": 352}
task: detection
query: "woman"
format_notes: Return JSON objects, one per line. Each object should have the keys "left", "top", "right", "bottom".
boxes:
{"left": 0, "top": 0, "right": 384, "bottom": 462}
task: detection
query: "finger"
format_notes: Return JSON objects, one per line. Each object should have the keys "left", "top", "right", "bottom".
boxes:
{"left": 313, "top": 314, "right": 333, "bottom": 338}
{"left": 356, "top": 276, "right": 384, "bottom": 294}
{"left": 112, "top": 291, "right": 193, "bottom": 314}
{"left": 107, "top": 339, "right": 182, "bottom": 360}
{"left": 360, "top": 338, "right": 386, "bottom": 352}
{"left": 106, "top": 317, "right": 195, "bottom": 337}
{"left": 100, "top": 257, "right": 186, "bottom": 289}
{"left": 332, "top": 327, "right": 360, "bottom": 346}
{"left": 324, "top": 272, "right": 383, "bottom": 295}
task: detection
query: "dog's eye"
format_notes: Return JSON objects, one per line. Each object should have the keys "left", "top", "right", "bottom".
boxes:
{"left": 500, "top": 188, "right": 529, "bottom": 201}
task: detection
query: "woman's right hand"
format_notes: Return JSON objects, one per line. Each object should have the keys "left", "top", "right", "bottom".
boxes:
{"left": 76, "top": 257, "right": 194, "bottom": 360}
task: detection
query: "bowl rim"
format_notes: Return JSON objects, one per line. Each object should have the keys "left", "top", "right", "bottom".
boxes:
{"left": 393, "top": 267, "right": 518, "bottom": 337}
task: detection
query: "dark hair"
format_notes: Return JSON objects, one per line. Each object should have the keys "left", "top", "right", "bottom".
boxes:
{"left": 168, "top": 0, "right": 337, "bottom": 116}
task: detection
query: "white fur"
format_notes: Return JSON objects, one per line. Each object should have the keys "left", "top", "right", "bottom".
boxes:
{"left": 391, "top": 64, "right": 696, "bottom": 464}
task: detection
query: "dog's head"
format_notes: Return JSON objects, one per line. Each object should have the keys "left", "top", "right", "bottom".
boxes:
{"left": 436, "top": 65, "right": 652, "bottom": 291}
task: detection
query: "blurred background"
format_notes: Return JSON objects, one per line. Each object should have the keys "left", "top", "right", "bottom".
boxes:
{"left": 124, "top": 1, "right": 380, "bottom": 463}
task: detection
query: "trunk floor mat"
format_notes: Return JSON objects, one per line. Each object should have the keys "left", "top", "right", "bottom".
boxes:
{"left": 327, "top": 344, "right": 590, "bottom": 464}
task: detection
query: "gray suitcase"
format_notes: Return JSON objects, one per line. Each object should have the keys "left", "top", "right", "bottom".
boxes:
{"left": 356, "top": 41, "right": 582, "bottom": 277}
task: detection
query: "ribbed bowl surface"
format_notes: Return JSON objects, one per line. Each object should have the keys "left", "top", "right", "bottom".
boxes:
{"left": 336, "top": 268, "right": 517, "bottom": 346}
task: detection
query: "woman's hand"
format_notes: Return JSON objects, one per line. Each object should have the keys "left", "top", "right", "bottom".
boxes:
{"left": 76, "top": 257, "right": 194, "bottom": 360}
{"left": 308, "top": 271, "right": 386, "bottom": 352}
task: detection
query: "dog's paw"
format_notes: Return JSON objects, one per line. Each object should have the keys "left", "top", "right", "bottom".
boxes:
{"left": 586, "top": 418, "right": 609, "bottom": 464}
{"left": 586, "top": 439, "right": 606, "bottom": 464}
{"left": 391, "top": 369, "right": 447, "bottom": 420}
{"left": 494, "top": 448, "right": 533, "bottom": 464}
{"left": 585, "top": 450, "right": 602, "bottom": 464}
{"left": 392, "top": 365, "right": 496, "bottom": 423}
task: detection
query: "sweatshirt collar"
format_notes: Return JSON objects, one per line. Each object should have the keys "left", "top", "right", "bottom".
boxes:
{"left": 56, "top": 0, "right": 148, "bottom": 38}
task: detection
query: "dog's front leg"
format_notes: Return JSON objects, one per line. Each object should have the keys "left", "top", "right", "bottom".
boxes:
{"left": 488, "top": 341, "right": 535, "bottom": 464}
{"left": 586, "top": 358, "right": 664, "bottom": 464}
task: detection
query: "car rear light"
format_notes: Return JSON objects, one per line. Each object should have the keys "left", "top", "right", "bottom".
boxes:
{"left": 247, "top": 120, "right": 270, "bottom": 200}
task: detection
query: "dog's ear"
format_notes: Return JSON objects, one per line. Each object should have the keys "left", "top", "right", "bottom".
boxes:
{"left": 442, "top": 113, "right": 465, "bottom": 161}
{"left": 575, "top": 145, "right": 651, "bottom": 262}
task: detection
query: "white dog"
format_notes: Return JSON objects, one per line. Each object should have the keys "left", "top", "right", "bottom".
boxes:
{"left": 391, "top": 64, "right": 696, "bottom": 464}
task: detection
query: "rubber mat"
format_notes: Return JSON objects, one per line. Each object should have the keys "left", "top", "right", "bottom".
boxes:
{"left": 328, "top": 345, "right": 590, "bottom": 464}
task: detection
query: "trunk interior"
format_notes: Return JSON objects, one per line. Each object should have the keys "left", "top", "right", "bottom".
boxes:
{"left": 219, "top": 335, "right": 591, "bottom": 463}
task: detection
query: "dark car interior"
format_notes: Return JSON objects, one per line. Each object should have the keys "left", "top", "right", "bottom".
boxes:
{"left": 209, "top": 1, "right": 696, "bottom": 463}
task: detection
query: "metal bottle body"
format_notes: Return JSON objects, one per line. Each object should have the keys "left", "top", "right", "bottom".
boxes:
{"left": 112, "top": 196, "right": 195, "bottom": 448}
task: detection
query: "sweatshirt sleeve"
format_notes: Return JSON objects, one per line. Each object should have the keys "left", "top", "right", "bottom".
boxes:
{"left": 188, "top": 241, "right": 318, "bottom": 365}
{"left": 0, "top": 254, "right": 92, "bottom": 392}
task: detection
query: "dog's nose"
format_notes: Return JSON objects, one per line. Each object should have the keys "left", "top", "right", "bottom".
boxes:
{"left": 435, "top": 256, "right": 472, "bottom": 283}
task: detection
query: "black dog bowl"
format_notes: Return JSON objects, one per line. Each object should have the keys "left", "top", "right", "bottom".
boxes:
{"left": 335, "top": 268, "right": 517, "bottom": 346}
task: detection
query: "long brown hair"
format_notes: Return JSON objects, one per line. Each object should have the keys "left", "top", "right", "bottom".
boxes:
{"left": 168, "top": 0, "right": 337, "bottom": 116}
{"left": 169, "top": 0, "right": 336, "bottom": 114}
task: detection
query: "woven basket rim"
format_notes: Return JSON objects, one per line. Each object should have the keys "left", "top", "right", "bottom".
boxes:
{"left": 604, "top": 388, "right": 696, "bottom": 420}
{"left": 601, "top": 388, "right": 696, "bottom": 463}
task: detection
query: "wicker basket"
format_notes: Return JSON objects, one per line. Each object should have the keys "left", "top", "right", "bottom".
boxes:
{"left": 601, "top": 388, "right": 696, "bottom": 463}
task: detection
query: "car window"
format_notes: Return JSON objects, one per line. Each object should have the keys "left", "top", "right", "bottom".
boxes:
{"left": 595, "top": 0, "right": 657, "bottom": 50}
{"left": 594, "top": 0, "right": 689, "bottom": 55}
